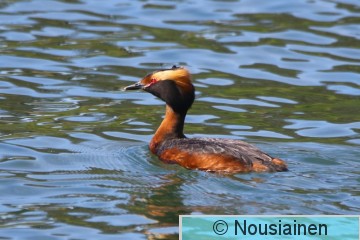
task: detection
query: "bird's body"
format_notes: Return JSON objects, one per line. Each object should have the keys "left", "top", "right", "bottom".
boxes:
{"left": 153, "top": 137, "right": 286, "bottom": 172}
{"left": 124, "top": 66, "right": 287, "bottom": 173}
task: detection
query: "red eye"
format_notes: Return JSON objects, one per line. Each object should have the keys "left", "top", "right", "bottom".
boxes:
{"left": 145, "top": 78, "right": 157, "bottom": 88}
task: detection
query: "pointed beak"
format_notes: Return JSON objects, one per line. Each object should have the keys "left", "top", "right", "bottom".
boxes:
{"left": 123, "top": 82, "right": 145, "bottom": 91}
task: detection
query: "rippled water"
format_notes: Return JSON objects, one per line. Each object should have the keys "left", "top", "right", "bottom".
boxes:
{"left": 0, "top": 0, "right": 360, "bottom": 239}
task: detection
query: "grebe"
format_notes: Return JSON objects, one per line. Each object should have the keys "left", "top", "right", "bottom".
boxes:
{"left": 124, "top": 66, "right": 287, "bottom": 173}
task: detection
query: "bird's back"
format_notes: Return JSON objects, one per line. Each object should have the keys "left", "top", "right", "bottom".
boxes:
{"left": 154, "top": 138, "right": 288, "bottom": 173}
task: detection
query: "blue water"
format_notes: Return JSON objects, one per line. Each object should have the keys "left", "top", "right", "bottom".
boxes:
{"left": 0, "top": 0, "right": 359, "bottom": 239}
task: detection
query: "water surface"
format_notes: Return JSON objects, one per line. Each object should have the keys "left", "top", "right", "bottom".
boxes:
{"left": 0, "top": 0, "right": 359, "bottom": 239}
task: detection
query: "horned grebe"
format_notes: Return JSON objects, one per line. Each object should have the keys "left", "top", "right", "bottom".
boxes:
{"left": 124, "top": 66, "right": 287, "bottom": 173}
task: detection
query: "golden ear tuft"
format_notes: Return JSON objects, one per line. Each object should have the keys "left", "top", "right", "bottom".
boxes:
{"left": 152, "top": 67, "right": 191, "bottom": 84}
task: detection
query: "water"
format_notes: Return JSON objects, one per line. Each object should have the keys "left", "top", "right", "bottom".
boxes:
{"left": 0, "top": 0, "right": 359, "bottom": 239}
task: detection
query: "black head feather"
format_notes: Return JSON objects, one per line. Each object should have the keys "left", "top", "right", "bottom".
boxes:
{"left": 145, "top": 80, "right": 194, "bottom": 113}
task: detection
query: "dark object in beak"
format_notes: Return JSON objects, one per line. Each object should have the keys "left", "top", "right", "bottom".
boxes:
{"left": 123, "top": 82, "right": 144, "bottom": 91}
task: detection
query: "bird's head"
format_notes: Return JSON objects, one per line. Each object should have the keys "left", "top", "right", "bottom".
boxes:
{"left": 124, "top": 66, "right": 195, "bottom": 113}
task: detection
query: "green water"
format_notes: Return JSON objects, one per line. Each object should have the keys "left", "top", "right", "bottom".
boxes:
{"left": 0, "top": 0, "right": 359, "bottom": 239}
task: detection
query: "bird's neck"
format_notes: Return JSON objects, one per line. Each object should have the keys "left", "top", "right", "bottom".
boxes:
{"left": 149, "top": 105, "right": 186, "bottom": 154}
